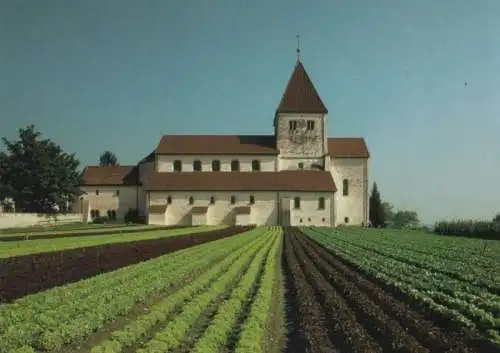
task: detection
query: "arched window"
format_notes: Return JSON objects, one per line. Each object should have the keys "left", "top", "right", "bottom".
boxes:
{"left": 230, "top": 195, "right": 236, "bottom": 204}
{"left": 212, "top": 160, "right": 220, "bottom": 172}
{"left": 173, "top": 160, "right": 182, "bottom": 172}
{"left": 193, "top": 160, "right": 202, "bottom": 171}
{"left": 342, "top": 179, "right": 349, "bottom": 196}
{"left": 318, "top": 197, "right": 325, "bottom": 210}
{"left": 210, "top": 196, "right": 215, "bottom": 204}
{"left": 294, "top": 197, "right": 301, "bottom": 209}
{"left": 231, "top": 160, "right": 240, "bottom": 171}
{"left": 298, "top": 162, "right": 304, "bottom": 169}
{"left": 249, "top": 195, "right": 255, "bottom": 204}
{"left": 251, "top": 160, "right": 261, "bottom": 171}
{"left": 167, "top": 196, "right": 172, "bottom": 204}
{"left": 188, "top": 196, "right": 194, "bottom": 205}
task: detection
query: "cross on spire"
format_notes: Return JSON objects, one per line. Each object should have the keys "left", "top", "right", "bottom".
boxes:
{"left": 296, "top": 34, "right": 301, "bottom": 61}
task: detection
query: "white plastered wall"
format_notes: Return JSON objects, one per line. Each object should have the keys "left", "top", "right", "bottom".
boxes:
{"left": 330, "top": 157, "right": 368, "bottom": 226}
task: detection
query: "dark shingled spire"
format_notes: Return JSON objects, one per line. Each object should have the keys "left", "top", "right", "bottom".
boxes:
{"left": 276, "top": 61, "right": 328, "bottom": 115}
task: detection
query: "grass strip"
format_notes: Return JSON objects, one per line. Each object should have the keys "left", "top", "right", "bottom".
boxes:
{"left": 0, "top": 226, "right": 224, "bottom": 258}
{"left": 89, "top": 229, "right": 273, "bottom": 352}
{"left": 0, "top": 228, "right": 260, "bottom": 353}
{"left": 234, "top": 227, "right": 283, "bottom": 353}
{"left": 191, "top": 227, "right": 281, "bottom": 353}
{"left": 135, "top": 228, "right": 276, "bottom": 353}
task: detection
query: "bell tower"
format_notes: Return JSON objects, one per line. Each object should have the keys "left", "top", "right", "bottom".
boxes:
{"left": 274, "top": 55, "right": 329, "bottom": 171}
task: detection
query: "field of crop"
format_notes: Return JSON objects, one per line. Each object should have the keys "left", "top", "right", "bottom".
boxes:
{"left": 1, "top": 225, "right": 499, "bottom": 353}
{"left": 0, "top": 226, "right": 282, "bottom": 353}
{"left": 299, "top": 226, "right": 500, "bottom": 351}
{"left": 0, "top": 225, "right": 223, "bottom": 258}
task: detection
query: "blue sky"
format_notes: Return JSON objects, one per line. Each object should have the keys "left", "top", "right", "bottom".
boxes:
{"left": 1, "top": 0, "right": 499, "bottom": 224}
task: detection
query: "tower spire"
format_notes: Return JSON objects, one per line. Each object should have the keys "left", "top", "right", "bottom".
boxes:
{"left": 296, "top": 34, "right": 301, "bottom": 62}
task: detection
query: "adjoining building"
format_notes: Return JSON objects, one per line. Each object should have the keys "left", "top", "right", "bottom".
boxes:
{"left": 78, "top": 58, "right": 370, "bottom": 226}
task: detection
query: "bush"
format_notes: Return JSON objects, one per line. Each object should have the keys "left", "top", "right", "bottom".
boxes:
{"left": 124, "top": 208, "right": 144, "bottom": 224}
{"left": 92, "top": 216, "right": 109, "bottom": 224}
{"left": 434, "top": 219, "right": 500, "bottom": 239}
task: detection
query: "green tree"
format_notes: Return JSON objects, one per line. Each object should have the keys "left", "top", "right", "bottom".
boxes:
{"left": 99, "top": 150, "right": 118, "bottom": 166}
{"left": 393, "top": 210, "right": 420, "bottom": 228}
{"left": 369, "top": 182, "right": 385, "bottom": 227}
{"left": 493, "top": 214, "right": 500, "bottom": 224}
{"left": 0, "top": 125, "right": 82, "bottom": 213}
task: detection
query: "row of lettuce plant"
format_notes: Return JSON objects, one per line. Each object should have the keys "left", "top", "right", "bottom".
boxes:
{"left": 191, "top": 227, "right": 282, "bottom": 353}
{"left": 303, "top": 227, "right": 500, "bottom": 347}
{"left": 0, "top": 227, "right": 263, "bottom": 353}
{"left": 135, "top": 228, "right": 279, "bottom": 353}
{"left": 234, "top": 227, "right": 283, "bottom": 353}
{"left": 90, "top": 228, "right": 276, "bottom": 353}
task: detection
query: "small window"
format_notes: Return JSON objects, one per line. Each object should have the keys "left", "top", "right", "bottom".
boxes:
{"left": 343, "top": 179, "right": 349, "bottom": 196}
{"left": 210, "top": 196, "right": 215, "bottom": 204}
{"left": 308, "top": 217, "right": 311, "bottom": 222}
{"left": 289, "top": 120, "right": 297, "bottom": 131}
{"left": 107, "top": 210, "right": 112, "bottom": 218}
{"left": 188, "top": 196, "right": 194, "bottom": 205}
{"left": 298, "top": 163, "right": 304, "bottom": 169}
{"left": 212, "top": 160, "right": 221, "bottom": 172}
{"left": 300, "top": 218, "right": 303, "bottom": 223}
{"left": 318, "top": 197, "right": 325, "bottom": 210}
{"left": 173, "top": 160, "right": 182, "bottom": 172}
{"left": 230, "top": 195, "right": 236, "bottom": 204}
{"left": 307, "top": 120, "right": 315, "bottom": 130}
{"left": 251, "top": 160, "right": 261, "bottom": 171}
{"left": 344, "top": 217, "right": 349, "bottom": 224}
{"left": 167, "top": 196, "right": 172, "bottom": 204}
{"left": 193, "top": 160, "right": 202, "bottom": 171}
{"left": 294, "top": 197, "right": 301, "bottom": 209}
{"left": 322, "top": 217, "right": 326, "bottom": 223}
{"left": 96, "top": 189, "right": 99, "bottom": 196}
{"left": 115, "top": 189, "right": 120, "bottom": 197}
{"left": 231, "top": 160, "right": 240, "bottom": 171}
{"left": 249, "top": 195, "right": 255, "bottom": 204}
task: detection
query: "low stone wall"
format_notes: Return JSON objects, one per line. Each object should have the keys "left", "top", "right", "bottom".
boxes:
{"left": 0, "top": 213, "right": 84, "bottom": 229}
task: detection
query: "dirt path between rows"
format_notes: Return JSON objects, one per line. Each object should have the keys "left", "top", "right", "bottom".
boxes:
{"left": 282, "top": 227, "right": 495, "bottom": 353}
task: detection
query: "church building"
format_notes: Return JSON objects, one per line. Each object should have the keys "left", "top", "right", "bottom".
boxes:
{"left": 79, "top": 58, "right": 370, "bottom": 226}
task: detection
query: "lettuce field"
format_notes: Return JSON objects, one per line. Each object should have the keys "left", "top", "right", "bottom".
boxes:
{"left": 0, "top": 225, "right": 498, "bottom": 353}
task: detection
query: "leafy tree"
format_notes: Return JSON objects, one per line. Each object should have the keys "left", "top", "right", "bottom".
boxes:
{"left": 99, "top": 150, "right": 118, "bottom": 166}
{"left": 393, "top": 210, "right": 420, "bottom": 228}
{"left": 0, "top": 125, "right": 82, "bottom": 213}
{"left": 493, "top": 214, "right": 500, "bottom": 224}
{"left": 369, "top": 182, "right": 385, "bottom": 227}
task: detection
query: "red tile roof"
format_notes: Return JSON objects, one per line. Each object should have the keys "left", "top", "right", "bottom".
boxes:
{"left": 328, "top": 138, "right": 370, "bottom": 158}
{"left": 143, "top": 170, "right": 336, "bottom": 192}
{"left": 155, "top": 135, "right": 277, "bottom": 155}
{"left": 276, "top": 61, "right": 328, "bottom": 114}
{"left": 154, "top": 135, "right": 368, "bottom": 158}
{"left": 82, "top": 166, "right": 138, "bottom": 186}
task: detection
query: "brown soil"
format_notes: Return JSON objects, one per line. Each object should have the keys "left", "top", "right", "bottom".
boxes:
{"left": 0, "top": 226, "right": 253, "bottom": 302}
